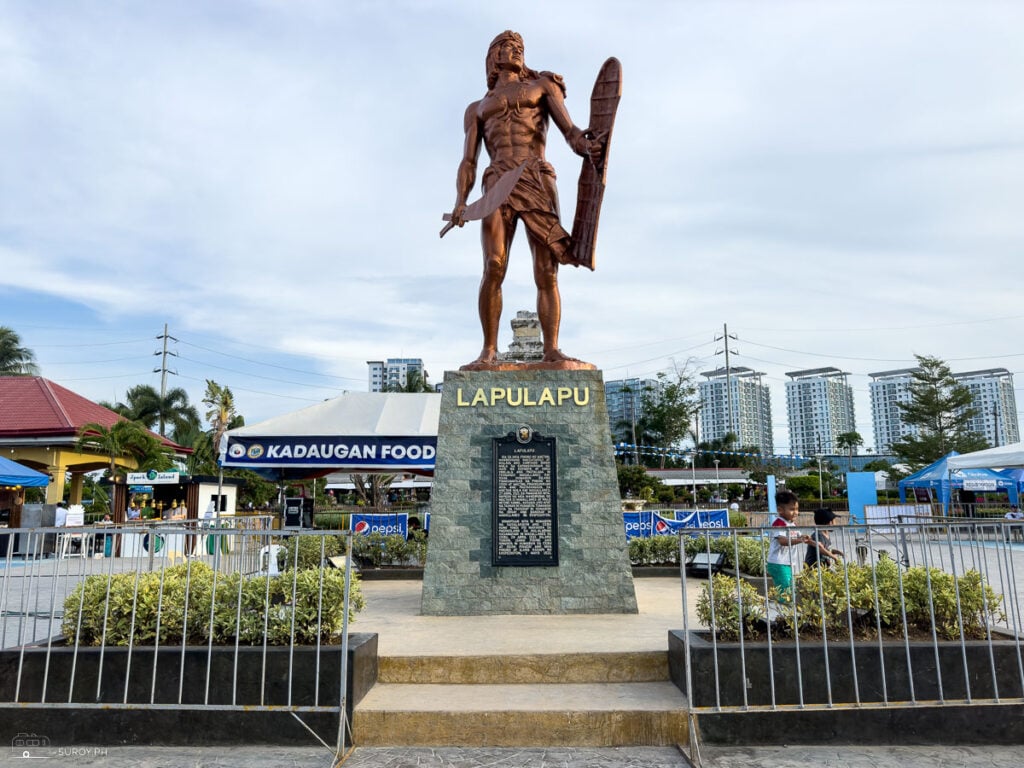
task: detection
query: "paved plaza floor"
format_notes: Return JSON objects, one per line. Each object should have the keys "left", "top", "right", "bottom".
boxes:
{"left": 3, "top": 744, "right": 1023, "bottom": 768}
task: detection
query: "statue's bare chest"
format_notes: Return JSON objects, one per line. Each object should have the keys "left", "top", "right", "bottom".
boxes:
{"left": 479, "top": 81, "right": 545, "bottom": 122}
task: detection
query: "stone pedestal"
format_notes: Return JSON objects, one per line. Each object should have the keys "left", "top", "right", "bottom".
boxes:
{"left": 421, "top": 369, "right": 638, "bottom": 615}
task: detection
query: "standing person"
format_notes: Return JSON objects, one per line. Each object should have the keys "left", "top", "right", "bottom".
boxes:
{"left": 766, "top": 490, "right": 813, "bottom": 602}
{"left": 805, "top": 508, "right": 844, "bottom": 568}
{"left": 448, "top": 30, "right": 605, "bottom": 369}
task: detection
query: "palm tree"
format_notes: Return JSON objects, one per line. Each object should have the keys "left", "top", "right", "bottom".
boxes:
{"left": 203, "top": 380, "right": 238, "bottom": 459}
{"left": 117, "top": 384, "right": 200, "bottom": 437}
{"left": 836, "top": 431, "right": 864, "bottom": 472}
{"left": 383, "top": 368, "right": 435, "bottom": 393}
{"left": 0, "top": 326, "right": 39, "bottom": 375}
{"left": 173, "top": 421, "right": 216, "bottom": 476}
{"left": 76, "top": 420, "right": 151, "bottom": 515}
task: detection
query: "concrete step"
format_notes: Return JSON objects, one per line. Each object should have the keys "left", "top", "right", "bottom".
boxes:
{"left": 378, "top": 651, "right": 669, "bottom": 684}
{"left": 353, "top": 681, "right": 689, "bottom": 747}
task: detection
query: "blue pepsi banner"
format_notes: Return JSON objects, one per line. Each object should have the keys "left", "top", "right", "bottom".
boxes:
{"left": 223, "top": 435, "right": 436, "bottom": 471}
{"left": 624, "top": 509, "right": 728, "bottom": 538}
{"left": 350, "top": 512, "right": 408, "bottom": 538}
{"left": 652, "top": 509, "right": 728, "bottom": 535}
{"left": 622, "top": 511, "right": 653, "bottom": 540}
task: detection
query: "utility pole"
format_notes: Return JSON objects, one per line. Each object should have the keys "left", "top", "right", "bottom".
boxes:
{"left": 715, "top": 324, "right": 739, "bottom": 442}
{"left": 153, "top": 323, "right": 179, "bottom": 436}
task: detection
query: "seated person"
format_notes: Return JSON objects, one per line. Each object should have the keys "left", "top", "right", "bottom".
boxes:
{"left": 126, "top": 504, "right": 141, "bottom": 520}
{"left": 1004, "top": 505, "right": 1024, "bottom": 542}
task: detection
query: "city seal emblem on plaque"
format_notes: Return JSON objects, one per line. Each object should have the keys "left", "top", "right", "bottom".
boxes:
{"left": 516, "top": 425, "right": 533, "bottom": 444}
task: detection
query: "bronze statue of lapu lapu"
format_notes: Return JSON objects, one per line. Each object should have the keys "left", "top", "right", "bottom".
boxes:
{"left": 442, "top": 31, "right": 621, "bottom": 371}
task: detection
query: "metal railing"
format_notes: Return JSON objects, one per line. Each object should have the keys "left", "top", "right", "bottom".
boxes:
{"left": 678, "top": 521, "right": 1024, "bottom": 715}
{"left": 0, "top": 525, "right": 356, "bottom": 757}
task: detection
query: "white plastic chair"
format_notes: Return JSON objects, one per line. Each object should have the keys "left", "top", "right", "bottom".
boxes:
{"left": 259, "top": 544, "right": 283, "bottom": 575}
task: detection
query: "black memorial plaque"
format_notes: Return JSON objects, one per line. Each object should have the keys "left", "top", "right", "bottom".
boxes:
{"left": 492, "top": 430, "right": 558, "bottom": 567}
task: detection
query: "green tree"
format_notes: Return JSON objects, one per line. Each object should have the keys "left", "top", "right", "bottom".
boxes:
{"left": 173, "top": 422, "right": 216, "bottom": 476}
{"left": 616, "top": 462, "right": 664, "bottom": 499}
{"left": 383, "top": 368, "right": 434, "bottom": 393}
{"left": 836, "top": 431, "right": 864, "bottom": 471}
{"left": 203, "top": 380, "right": 241, "bottom": 457}
{"left": 783, "top": 475, "right": 822, "bottom": 500}
{"left": 891, "top": 355, "right": 989, "bottom": 469}
{"left": 862, "top": 459, "right": 893, "bottom": 473}
{"left": 0, "top": 326, "right": 39, "bottom": 375}
{"left": 113, "top": 384, "right": 200, "bottom": 437}
{"left": 695, "top": 432, "right": 737, "bottom": 468}
{"left": 640, "top": 369, "right": 699, "bottom": 469}
{"left": 350, "top": 473, "right": 396, "bottom": 508}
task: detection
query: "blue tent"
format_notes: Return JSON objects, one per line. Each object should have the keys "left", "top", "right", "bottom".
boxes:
{"left": 0, "top": 456, "right": 50, "bottom": 488}
{"left": 999, "top": 469, "right": 1024, "bottom": 501}
{"left": 898, "top": 451, "right": 1018, "bottom": 513}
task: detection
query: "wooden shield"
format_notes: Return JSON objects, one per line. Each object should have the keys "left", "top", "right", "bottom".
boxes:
{"left": 568, "top": 57, "right": 622, "bottom": 271}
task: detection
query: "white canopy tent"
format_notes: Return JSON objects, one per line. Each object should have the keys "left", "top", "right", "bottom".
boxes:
{"left": 945, "top": 442, "right": 1024, "bottom": 470}
{"left": 222, "top": 392, "right": 441, "bottom": 477}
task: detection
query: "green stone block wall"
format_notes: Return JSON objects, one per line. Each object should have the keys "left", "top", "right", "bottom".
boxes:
{"left": 421, "top": 369, "right": 638, "bottom": 615}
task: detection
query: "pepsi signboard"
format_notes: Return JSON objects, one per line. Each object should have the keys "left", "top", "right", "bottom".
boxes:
{"left": 625, "top": 509, "right": 729, "bottom": 539}
{"left": 351, "top": 512, "right": 408, "bottom": 538}
{"left": 622, "top": 511, "right": 653, "bottom": 540}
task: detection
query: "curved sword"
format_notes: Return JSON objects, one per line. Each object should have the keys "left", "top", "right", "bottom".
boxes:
{"left": 439, "top": 161, "right": 528, "bottom": 238}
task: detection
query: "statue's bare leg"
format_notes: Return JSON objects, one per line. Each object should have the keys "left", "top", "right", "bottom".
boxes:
{"left": 532, "top": 238, "right": 581, "bottom": 364}
{"left": 467, "top": 210, "right": 511, "bottom": 367}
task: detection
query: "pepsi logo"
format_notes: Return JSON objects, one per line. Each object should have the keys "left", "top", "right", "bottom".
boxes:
{"left": 354, "top": 521, "right": 370, "bottom": 534}
{"left": 655, "top": 520, "right": 669, "bottom": 533}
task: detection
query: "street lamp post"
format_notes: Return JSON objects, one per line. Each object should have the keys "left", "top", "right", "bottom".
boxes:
{"left": 817, "top": 455, "right": 824, "bottom": 503}
{"left": 689, "top": 454, "right": 697, "bottom": 509}
{"left": 713, "top": 459, "right": 720, "bottom": 503}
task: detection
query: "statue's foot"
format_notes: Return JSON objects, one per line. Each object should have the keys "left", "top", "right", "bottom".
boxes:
{"left": 542, "top": 348, "right": 582, "bottom": 364}
{"left": 459, "top": 350, "right": 500, "bottom": 371}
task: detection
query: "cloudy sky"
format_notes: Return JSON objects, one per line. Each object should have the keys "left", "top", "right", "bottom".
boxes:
{"left": 3, "top": 1, "right": 1022, "bottom": 453}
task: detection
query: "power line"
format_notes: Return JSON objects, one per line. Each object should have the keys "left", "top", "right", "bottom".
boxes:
{"left": 177, "top": 337, "right": 364, "bottom": 382}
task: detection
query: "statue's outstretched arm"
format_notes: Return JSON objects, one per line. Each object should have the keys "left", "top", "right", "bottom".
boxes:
{"left": 451, "top": 102, "right": 483, "bottom": 226}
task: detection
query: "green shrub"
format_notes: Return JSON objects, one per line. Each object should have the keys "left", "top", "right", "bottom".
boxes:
{"left": 789, "top": 559, "right": 1004, "bottom": 641}
{"left": 313, "top": 512, "right": 349, "bottom": 530}
{"left": 351, "top": 532, "right": 424, "bottom": 567}
{"left": 696, "top": 574, "right": 765, "bottom": 641}
{"left": 278, "top": 534, "right": 346, "bottom": 571}
{"left": 382, "top": 534, "right": 413, "bottom": 565}
{"left": 648, "top": 535, "right": 680, "bottom": 565}
{"left": 728, "top": 511, "right": 747, "bottom": 528}
{"left": 628, "top": 537, "right": 652, "bottom": 566}
{"left": 407, "top": 530, "right": 428, "bottom": 565}
{"left": 683, "top": 535, "right": 769, "bottom": 577}
{"left": 62, "top": 562, "right": 365, "bottom": 646}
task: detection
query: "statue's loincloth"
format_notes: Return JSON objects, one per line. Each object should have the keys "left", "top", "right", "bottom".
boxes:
{"left": 483, "top": 158, "right": 570, "bottom": 248}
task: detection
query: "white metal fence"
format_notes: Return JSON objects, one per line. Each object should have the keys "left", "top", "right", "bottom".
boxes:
{"left": 0, "top": 524, "right": 357, "bottom": 756}
{"left": 678, "top": 520, "right": 1024, "bottom": 713}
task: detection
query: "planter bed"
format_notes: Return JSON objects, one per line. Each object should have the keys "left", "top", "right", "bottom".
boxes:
{"left": 668, "top": 629, "right": 1024, "bottom": 745}
{"left": 669, "top": 629, "right": 1023, "bottom": 708}
{"left": 0, "top": 633, "right": 378, "bottom": 746}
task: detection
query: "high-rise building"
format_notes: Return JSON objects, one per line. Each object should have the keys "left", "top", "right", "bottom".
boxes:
{"left": 605, "top": 378, "right": 661, "bottom": 444}
{"left": 869, "top": 367, "right": 1019, "bottom": 452}
{"left": 367, "top": 358, "right": 427, "bottom": 392}
{"left": 956, "top": 368, "right": 1020, "bottom": 447}
{"left": 785, "top": 367, "right": 856, "bottom": 457}
{"left": 869, "top": 368, "right": 919, "bottom": 454}
{"left": 698, "top": 367, "right": 773, "bottom": 454}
